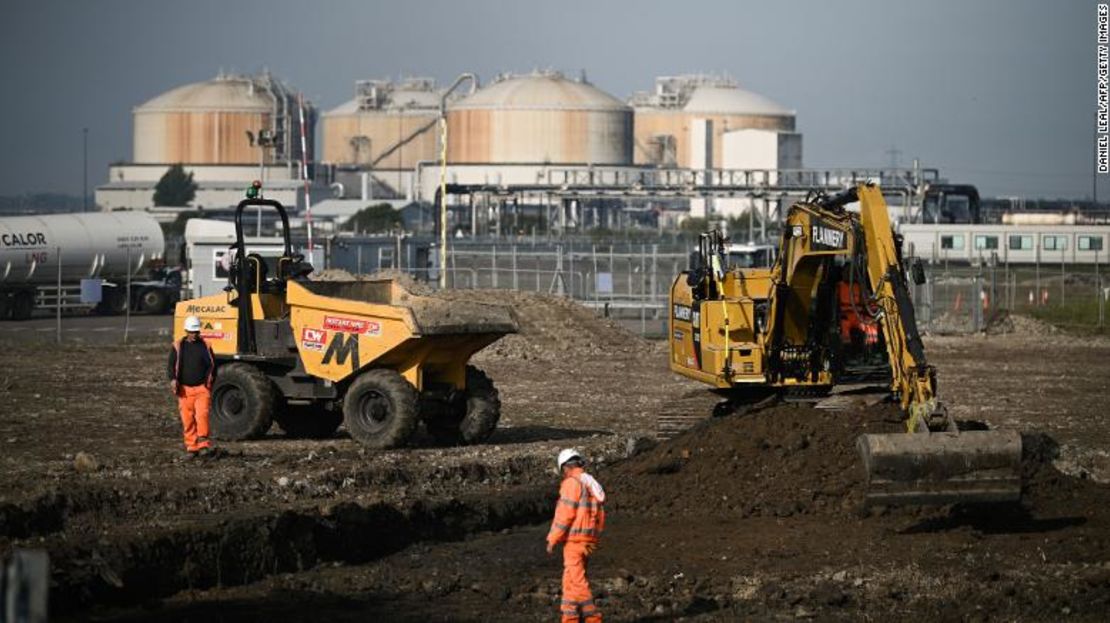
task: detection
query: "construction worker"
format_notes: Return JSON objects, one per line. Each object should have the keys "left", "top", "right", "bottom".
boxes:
{"left": 547, "top": 448, "right": 606, "bottom": 623}
{"left": 168, "top": 315, "right": 216, "bottom": 458}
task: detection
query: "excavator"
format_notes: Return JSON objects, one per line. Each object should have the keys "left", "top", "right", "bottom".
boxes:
{"left": 669, "top": 183, "right": 1022, "bottom": 506}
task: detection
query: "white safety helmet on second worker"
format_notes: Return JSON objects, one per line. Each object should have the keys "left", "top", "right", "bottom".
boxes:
{"left": 557, "top": 448, "right": 583, "bottom": 470}
{"left": 184, "top": 315, "right": 202, "bottom": 332}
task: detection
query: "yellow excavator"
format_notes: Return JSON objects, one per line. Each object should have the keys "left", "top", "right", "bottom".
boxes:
{"left": 669, "top": 183, "right": 1022, "bottom": 506}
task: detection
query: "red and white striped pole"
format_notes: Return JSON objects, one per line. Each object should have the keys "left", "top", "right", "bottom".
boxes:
{"left": 298, "top": 93, "right": 313, "bottom": 255}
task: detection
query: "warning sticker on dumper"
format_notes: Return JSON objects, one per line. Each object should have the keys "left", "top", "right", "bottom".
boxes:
{"left": 301, "top": 327, "right": 328, "bottom": 351}
{"left": 323, "top": 316, "right": 381, "bottom": 336}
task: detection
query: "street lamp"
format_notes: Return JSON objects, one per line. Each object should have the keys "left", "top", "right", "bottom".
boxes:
{"left": 82, "top": 128, "right": 88, "bottom": 211}
{"left": 246, "top": 129, "right": 279, "bottom": 235}
{"left": 246, "top": 129, "right": 278, "bottom": 185}
{"left": 436, "top": 73, "right": 477, "bottom": 289}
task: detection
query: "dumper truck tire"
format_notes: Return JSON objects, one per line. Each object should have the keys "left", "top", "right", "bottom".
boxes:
{"left": 210, "top": 363, "right": 275, "bottom": 440}
{"left": 275, "top": 402, "right": 343, "bottom": 439}
{"left": 427, "top": 366, "right": 501, "bottom": 446}
{"left": 343, "top": 369, "right": 419, "bottom": 449}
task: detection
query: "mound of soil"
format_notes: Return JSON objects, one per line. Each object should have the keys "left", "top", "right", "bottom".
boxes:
{"left": 607, "top": 403, "right": 905, "bottom": 519}
{"left": 309, "top": 271, "right": 648, "bottom": 361}
{"left": 444, "top": 290, "right": 652, "bottom": 361}
{"left": 927, "top": 310, "right": 976, "bottom": 335}
{"left": 607, "top": 400, "right": 1110, "bottom": 521}
{"left": 310, "top": 268, "right": 434, "bottom": 296}
{"left": 984, "top": 311, "right": 1060, "bottom": 336}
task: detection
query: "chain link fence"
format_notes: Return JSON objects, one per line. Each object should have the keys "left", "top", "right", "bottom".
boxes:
{"left": 411, "top": 242, "right": 688, "bottom": 338}
{"left": 913, "top": 261, "right": 1108, "bottom": 334}
{"left": 322, "top": 238, "right": 1110, "bottom": 338}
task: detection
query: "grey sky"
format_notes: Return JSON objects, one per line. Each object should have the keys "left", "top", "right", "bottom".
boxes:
{"left": 0, "top": 0, "right": 1097, "bottom": 199}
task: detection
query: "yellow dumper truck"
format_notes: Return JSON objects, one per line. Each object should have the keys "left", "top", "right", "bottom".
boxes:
{"left": 173, "top": 199, "right": 518, "bottom": 448}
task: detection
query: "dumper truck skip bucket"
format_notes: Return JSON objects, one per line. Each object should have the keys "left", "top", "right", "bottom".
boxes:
{"left": 285, "top": 279, "right": 518, "bottom": 389}
{"left": 857, "top": 430, "right": 1023, "bottom": 506}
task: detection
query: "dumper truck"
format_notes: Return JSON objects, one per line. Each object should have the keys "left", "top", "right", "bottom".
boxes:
{"left": 173, "top": 198, "right": 518, "bottom": 448}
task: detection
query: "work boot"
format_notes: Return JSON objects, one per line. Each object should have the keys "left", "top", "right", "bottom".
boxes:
{"left": 197, "top": 446, "right": 215, "bottom": 458}
{"left": 180, "top": 450, "right": 198, "bottom": 462}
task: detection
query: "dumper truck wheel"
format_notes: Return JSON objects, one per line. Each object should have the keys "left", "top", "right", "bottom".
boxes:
{"left": 210, "top": 363, "right": 275, "bottom": 440}
{"left": 427, "top": 366, "right": 501, "bottom": 446}
{"left": 275, "top": 402, "right": 343, "bottom": 439}
{"left": 343, "top": 369, "right": 418, "bottom": 449}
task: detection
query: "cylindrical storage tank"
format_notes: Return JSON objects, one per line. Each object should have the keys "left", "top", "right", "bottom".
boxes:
{"left": 133, "top": 72, "right": 314, "bottom": 165}
{"left": 322, "top": 79, "right": 442, "bottom": 168}
{"left": 448, "top": 71, "right": 632, "bottom": 165}
{"left": 0, "top": 213, "right": 164, "bottom": 285}
{"left": 631, "top": 75, "right": 795, "bottom": 168}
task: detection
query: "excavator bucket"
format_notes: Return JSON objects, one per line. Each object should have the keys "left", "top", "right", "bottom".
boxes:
{"left": 857, "top": 430, "right": 1023, "bottom": 506}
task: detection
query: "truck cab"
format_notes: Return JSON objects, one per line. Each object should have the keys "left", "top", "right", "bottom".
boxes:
{"left": 725, "top": 243, "right": 777, "bottom": 269}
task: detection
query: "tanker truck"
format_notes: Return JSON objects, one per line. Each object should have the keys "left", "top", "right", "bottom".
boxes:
{"left": 0, "top": 212, "right": 177, "bottom": 320}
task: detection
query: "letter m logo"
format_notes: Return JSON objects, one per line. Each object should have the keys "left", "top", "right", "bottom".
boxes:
{"left": 322, "top": 332, "right": 360, "bottom": 372}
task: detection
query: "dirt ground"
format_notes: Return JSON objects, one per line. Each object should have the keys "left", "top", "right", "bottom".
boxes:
{"left": 1, "top": 292, "right": 1109, "bottom": 621}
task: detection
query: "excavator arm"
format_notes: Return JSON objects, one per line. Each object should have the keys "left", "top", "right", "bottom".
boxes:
{"left": 849, "top": 184, "right": 1022, "bottom": 506}
{"left": 856, "top": 184, "right": 941, "bottom": 430}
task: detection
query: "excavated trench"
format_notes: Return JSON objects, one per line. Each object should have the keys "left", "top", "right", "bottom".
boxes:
{"left": 0, "top": 452, "right": 560, "bottom": 543}
{"left": 47, "top": 485, "right": 552, "bottom": 615}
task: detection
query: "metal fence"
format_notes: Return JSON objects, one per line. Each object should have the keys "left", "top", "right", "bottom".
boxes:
{"left": 417, "top": 242, "right": 688, "bottom": 337}
{"left": 22, "top": 240, "right": 1100, "bottom": 344}
{"left": 913, "top": 262, "right": 1108, "bottom": 334}
{"left": 416, "top": 243, "right": 1109, "bottom": 337}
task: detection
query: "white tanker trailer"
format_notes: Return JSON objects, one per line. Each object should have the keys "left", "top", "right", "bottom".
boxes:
{"left": 0, "top": 212, "right": 179, "bottom": 320}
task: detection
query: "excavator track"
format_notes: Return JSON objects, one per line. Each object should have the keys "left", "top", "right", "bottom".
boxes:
{"left": 657, "top": 391, "right": 778, "bottom": 440}
{"left": 656, "top": 391, "right": 727, "bottom": 440}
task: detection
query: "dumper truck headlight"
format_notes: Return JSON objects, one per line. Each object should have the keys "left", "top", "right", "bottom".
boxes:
{"left": 791, "top": 225, "right": 804, "bottom": 238}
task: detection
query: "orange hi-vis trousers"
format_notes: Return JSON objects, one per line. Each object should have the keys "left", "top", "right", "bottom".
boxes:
{"left": 177, "top": 384, "right": 212, "bottom": 452}
{"left": 561, "top": 541, "right": 601, "bottom": 623}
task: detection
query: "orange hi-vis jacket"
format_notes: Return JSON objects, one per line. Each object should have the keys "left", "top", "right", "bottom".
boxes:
{"left": 547, "top": 467, "right": 606, "bottom": 545}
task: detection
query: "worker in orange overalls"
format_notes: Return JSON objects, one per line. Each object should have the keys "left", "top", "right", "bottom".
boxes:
{"left": 547, "top": 448, "right": 606, "bottom": 623}
{"left": 168, "top": 315, "right": 216, "bottom": 458}
{"left": 837, "top": 281, "right": 879, "bottom": 348}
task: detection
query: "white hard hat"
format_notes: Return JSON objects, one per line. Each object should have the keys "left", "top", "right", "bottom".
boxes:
{"left": 557, "top": 448, "right": 583, "bottom": 469}
{"left": 184, "top": 315, "right": 202, "bottom": 332}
